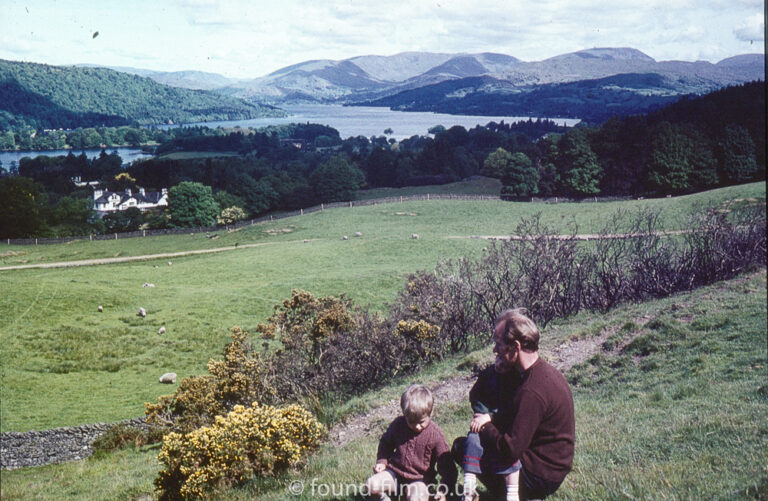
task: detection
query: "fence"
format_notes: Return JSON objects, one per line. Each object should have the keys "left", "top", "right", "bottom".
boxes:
{"left": 4, "top": 193, "right": 634, "bottom": 245}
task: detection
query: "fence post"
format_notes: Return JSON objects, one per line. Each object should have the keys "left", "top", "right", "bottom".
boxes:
{"left": 321, "top": 203, "right": 324, "bottom": 210}
{"left": 301, "top": 208, "right": 304, "bottom": 215}
{"left": 90, "top": 234, "right": 93, "bottom": 241}
{"left": 349, "top": 201, "right": 352, "bottom": 208}
{"left": 35, "top": 239, "right": 38, "bottom": 245}
{"left": 115, "top": 233, "right": 118, "bottom": 240}
{"left": 270, "top": 215, "right": 273, "bottom": 221}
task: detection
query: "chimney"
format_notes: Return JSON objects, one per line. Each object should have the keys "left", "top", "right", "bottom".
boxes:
{"left": 125, "top": 188, "right": 132, "bottom": 196}
{"left": 139, "top": 187, "right": 145, "bottom": 196}
{"left": 161, "top": 188, "right": 168, "bottom": 195}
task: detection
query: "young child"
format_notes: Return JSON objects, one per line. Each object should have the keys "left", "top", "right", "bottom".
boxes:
{"left": 461, "top": 363, "right": 523, "bottom": 501}
{"left": 366, "top": 384, "right": 456, "bottom": 501}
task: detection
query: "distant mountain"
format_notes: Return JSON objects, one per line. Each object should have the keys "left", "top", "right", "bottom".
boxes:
{"left": 356, "top": 73, "right": 692, "bottom": 123}
{"left": 217, "top": 48, "right": 763, "bottom": 121}
{"left": 0, "top": 60, "right": 284, "bottom": 131}
{"left": 77, "top": 64, "right": 245, "bottom": 90}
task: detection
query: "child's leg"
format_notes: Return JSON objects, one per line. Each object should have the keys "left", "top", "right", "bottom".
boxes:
{"left": 503, "top": 469, "right": 520, "bottom": 501}
{"left": 365, "top": 470, "right": 397, "bottom": 499}
{"left": 404, "top": 481, "right": 430, "bottom": 501}
{"left": 461, "top": 432, "right": 484, "bottom": 501}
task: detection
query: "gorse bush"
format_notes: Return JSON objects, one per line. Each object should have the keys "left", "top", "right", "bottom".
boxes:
{"left": 155, "top": 402, "right": 325, "bottom": 500}
{"left": 146, "top": 326, "right": 275, "bottom": 434}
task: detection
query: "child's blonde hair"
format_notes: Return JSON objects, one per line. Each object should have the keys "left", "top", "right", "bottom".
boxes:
{"left": 401, "top": 384, "right": 433, "bottom": 422}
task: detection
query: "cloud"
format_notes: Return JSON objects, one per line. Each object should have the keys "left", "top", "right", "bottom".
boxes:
{"left": 734, "top": 13, "right": 765, "bottom": 41}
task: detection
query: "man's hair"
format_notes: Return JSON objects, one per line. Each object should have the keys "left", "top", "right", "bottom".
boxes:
{"left": 401, "top": 384, "right": 433, "bottom": 422}
{"left": 495, "top": 308, "right": 540, "bottom": 352}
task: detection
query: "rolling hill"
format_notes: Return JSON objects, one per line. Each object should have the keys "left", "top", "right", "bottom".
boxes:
{"left": 0, "top": 60, "right": 285, "bottom": 131}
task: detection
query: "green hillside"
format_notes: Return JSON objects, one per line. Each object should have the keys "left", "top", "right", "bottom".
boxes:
{"left": 0, "top": 59, "right": 285, "bottom": 131}
{"left": 1, "top": 270, "right": 765, "bottom": 500}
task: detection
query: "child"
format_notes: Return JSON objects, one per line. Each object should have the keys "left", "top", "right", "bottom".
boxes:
{"left": 461, "top": 363, "right": 523, "bottom": 501}
{"left": 366, "top": 384, "right": 456, "bottom": 501}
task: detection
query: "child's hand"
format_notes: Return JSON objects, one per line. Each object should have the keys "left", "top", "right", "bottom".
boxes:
{"left": 470, "top": 413, "right": 491, "bottom": 433}
{"left": 373, "top": 462, "right": 386, "bottom": 473}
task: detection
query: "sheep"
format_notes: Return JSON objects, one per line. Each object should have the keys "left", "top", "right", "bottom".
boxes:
{"left": 158, "top": 326, "right": 166, "bottom": 335}
{"left": 168, "top": 261, "right": 172, "bottom": 266}
{"left": 97, "top": 305, "right": 103, "bottom": 312}
{"left": 411, "top": 233, "right": 419, "bottom": 240}
{"left": 137, "top": 307, "right": 147, "bottom": 317}
{"left": 343, "top": 235, "right": 349, "bottom": 240}
{"left": 354, "top": 232, "right": 362, "bottom": 237}
{"left": 142, "top": 282, "right": 155, "bottom": 288}
{"left": 159, "top": 372, "right": 177, "bottom": 384}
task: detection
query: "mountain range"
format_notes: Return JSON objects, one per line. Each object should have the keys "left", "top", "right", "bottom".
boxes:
{"left": 105, "top": 48, "right": 763, "bottom": 122}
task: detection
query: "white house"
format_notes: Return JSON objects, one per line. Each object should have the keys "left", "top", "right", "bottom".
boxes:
{"left": 93, "top": 187, "right": 168, "bottom": 216}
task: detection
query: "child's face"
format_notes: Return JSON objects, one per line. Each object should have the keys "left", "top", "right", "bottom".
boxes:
{"left": 406, "top": 415, "right": 431, "bottom": 433}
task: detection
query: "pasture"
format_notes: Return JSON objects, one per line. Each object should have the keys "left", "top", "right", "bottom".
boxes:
{"left": 2, "top": 269, "right": 765, "bottom": 500}
{"left": 0, "top": 182, "right": 764, "bottom": 432}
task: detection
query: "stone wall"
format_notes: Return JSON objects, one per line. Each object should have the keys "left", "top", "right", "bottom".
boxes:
{"left": 0, "top": 417, "right": 148, "bottom": 470}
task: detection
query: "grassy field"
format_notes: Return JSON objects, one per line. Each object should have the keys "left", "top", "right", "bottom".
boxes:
{"left": 2, "top": 270, "right": 765, "bottom": 500}
{"left": 0, "top": 183, "right": 764, "bottom": 433}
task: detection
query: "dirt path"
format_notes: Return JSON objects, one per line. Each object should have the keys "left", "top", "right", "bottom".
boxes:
{"left": 1, "top": 228, "right": 692, "bottom": 272}
{"left": 0, "top": 240, "right": 309, "bottom": 271}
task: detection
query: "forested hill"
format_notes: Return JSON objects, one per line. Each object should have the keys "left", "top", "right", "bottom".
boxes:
{"left": 0, "top": 60, "right": 285, "bottom": 131}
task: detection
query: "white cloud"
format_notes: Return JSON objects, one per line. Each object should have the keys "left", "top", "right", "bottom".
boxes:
{"left": 734, "top": 13, "right": 765, "bottom": 41}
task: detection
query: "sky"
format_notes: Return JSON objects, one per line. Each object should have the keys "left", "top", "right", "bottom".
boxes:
{"left": 0, "top": 0, "right": 764, "bottom": 79}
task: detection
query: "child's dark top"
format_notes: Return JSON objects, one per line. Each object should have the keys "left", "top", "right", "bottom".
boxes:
{"left": 469, "top": 366, "right": 522, "bottom": 430}
{"left": 376, "top": 416, "right": 456, "bottom": 485}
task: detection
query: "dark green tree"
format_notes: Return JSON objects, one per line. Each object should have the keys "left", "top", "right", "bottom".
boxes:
{"left": 310, "top": 155, "right": 365, "bottom": 202}
{"left": 719, "top": 124, "right": 758, "bottom": 184}
{"left": 558, "top": 128, "right": 602, "bottom": 197}
{"left": 0, "top": 176, "right": 50, "bottom": 237}
{"left": 167, "top": 181, "right": 219, "bottom": 228}
{"left": 482, "top": 147, "right": 513, "bottom": 179}
{"left": 500, "top": 152, "right": 539, "bottom": 198}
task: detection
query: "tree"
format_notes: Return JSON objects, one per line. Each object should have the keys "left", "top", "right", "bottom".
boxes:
{"left": 500, "top": 152, "right": 539, "bottom": 198}
{"left": 719, "top": 124, "right": 758, "bottom": 184}
{"left": 217, "top": 206, "right": 247, "bottom": 225}
{"left": 167, "top": 181, "right": 219, "bottom": 228}
{"left": 482, "top": 147, "right": 512, "bottom": 179}
{"left": 309, "top": 155, "right": 365, "bottom": 203}
{"left": 558, "top": 128, "right": 602, "bottom": 197}
{"left": 0, "top": 176, "right": 50, "bottom": 237}
{"left": 51, "top": 196, "right": 102, "bottom": 236}
{"left": 645, "top": 122, "right": 718, "bottom": 194}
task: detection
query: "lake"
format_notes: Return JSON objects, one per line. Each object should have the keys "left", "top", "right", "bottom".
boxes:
{"left": 156, "top": 104, "right": 581, "bottom": 140}
{"left": 0, "top": 147, "right": 153, "bottom": 168}
{"left": 0, "top": 105, "right": 581, "bottom": 166}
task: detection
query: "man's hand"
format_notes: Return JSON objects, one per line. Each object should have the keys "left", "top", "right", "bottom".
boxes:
{"left": 373, "top": 462, "right": 386, "bottom": 473}
{"left": 470, "top": 413, "right": 492, "bottom": 433}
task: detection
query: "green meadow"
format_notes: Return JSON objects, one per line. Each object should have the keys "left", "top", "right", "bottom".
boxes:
{"left": 2, "top": 269, "right": 765, "bottom": 500}
{"left": 0, "top": 182, "right": 764, "bottom": 434}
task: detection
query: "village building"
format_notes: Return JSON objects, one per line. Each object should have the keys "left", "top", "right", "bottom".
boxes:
{"left": 93, "top": 187, "right": 168, "bottom": 216}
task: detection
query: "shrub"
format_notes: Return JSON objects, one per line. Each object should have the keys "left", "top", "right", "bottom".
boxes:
{"left": 91, "top": 422, "right": 165, "bottom": 456}
{"left": 146, "top": 326, "right": 275, "bottom": 434}
{"left": 155, "top": 402, "right": 325, "bottom": 500}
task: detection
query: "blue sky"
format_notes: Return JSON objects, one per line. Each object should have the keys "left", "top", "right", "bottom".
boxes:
{"left": 0, "top": 0, "right": 763, "bottom": 79}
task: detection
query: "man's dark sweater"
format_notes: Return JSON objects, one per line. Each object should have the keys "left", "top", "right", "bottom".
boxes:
{"left": 479, "top": 357, "right": 575, "bottom": 484}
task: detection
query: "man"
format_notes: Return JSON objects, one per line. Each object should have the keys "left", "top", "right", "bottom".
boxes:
{"left": 470, "top": 308, "right": 575, "bottom": 500}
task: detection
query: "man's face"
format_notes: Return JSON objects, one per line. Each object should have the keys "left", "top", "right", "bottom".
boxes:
{"left": 493, "top": 323, "right": 518, "bottom": 373}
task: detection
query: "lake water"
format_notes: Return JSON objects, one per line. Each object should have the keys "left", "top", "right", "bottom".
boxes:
{"left": 0, "top": 147, "right": 153, "bottom": 168}
{"left": 157, "top": 104, "right": 581, "bottom": 140}
{"left": 0, "top": 105, "right": 581, "bottom": 166}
